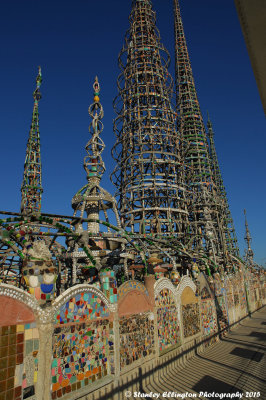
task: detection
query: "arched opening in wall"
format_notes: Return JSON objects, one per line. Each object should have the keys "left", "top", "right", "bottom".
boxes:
{"left": 0, "top": 294, "right": 39, "bottom": 400}
{"left": 155, "top": 288, "right": 180, "bottom": 354}
{"left": 52, "top": 290, "right": 114, "bottom": 399}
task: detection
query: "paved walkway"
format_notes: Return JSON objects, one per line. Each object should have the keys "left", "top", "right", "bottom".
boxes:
{"left": 143, "top": 307, "right": 266, "bottom": 400}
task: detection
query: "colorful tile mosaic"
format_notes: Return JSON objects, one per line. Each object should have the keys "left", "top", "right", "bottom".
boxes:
{"left": 119, "top": 314, "right": 154, "bottom": 368}
{"left": 156, "top": 289, "right": 180, "bottom": 353}
{"left": 200, "top": 287, "right": 211, "bottom": 300}
{"left": 54, "top": 292, "right": 110, "bottom": 324}
{"left": 155, "top": 288, "right": 175, "bottom": 307}
{"left": 239, "top": 285, "right": 247, "bottom": 316}
{"left": 51, "top": 319, "right": 114, "bottom": 399}
{"left": 225, "top": 284, "right": 234, "bottom": 309}
{"left": 99, "top": 271, "right": 117, "bottom": 304}
{"left": 216, "top": 293, "right": 229, "bottom": 331}
{"left": 0, "top": 322, "right": 39, "bottom": 400}
{"left": 233, "top": 293, "right": 239, "bottom": 306}
{"left": 182, "top": 303, "right": 200, "bottom": 338}
{"left": 201, "top": 300, "right": 217, "bottom": 337}
{"left": 118, "top": 280, "right": 149, "bottom": 300}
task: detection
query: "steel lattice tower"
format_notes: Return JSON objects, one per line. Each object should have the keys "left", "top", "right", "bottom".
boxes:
{"left": 244, "top": 209, "right": 254, "bottom": 266}
{"left": 207, "top": 115, "right": 240, "bottom": 258}
{"left": 20, "top": 67, "right": 43, "bottom": 215}
{"left": 112, "top": 0, "right": 189, "bottom": 238}
{"left": 173, "top": 0, "right": 226, "bottom": 263}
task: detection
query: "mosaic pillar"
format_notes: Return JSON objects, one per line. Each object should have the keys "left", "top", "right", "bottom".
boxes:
{"left": 99, "top": 271, "right": 117, "bottom": 303}
{"left": 113, "top": 311, "right": 120, "bottom": 379}
{"left": 144, "top": 275, "right": 155, "bottom": 305}
{"left": 36, "top": 321, "right": 54, "bottom": 400}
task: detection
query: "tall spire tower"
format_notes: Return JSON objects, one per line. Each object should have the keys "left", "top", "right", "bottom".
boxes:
{"left": 173, "top": 0, "right": 225, "bottom": 263}
{"left": 21, "top": 67, "right": 43, "bottom": 215}
{"left": 112, "top": 0, "right": 188, "bottom": 237}
{"left": 244, "top": 209, "right": 254, "bottom": 266}
{"left": 207, "top": 115, "right": 239, "bottom": 257}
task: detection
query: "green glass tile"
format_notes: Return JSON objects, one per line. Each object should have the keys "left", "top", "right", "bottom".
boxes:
{"left": 9, "top": 335, "right": 16, "bottom": 346}
{"left": 26, "top": 340, "right": 33, "bottom": 355}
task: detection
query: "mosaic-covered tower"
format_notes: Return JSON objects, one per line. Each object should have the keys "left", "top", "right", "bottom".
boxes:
{"left": 173, "top": 0, "right": 226, "bottom": 264}
{"left": 112, "top": 0, "right": 188, "bottom": 237}
{"left": 20, "top": 67, "right": 43, "bottom": 215}
{"left": 207, "top": 115, "right": 240, "bottom": 258}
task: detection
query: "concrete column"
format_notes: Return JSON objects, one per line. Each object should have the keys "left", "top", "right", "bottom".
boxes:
{"left": 36, "top": 320, "right": 54, "bottom": 400}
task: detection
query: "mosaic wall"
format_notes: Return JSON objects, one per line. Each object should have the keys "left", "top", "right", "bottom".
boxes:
{"left": 119, "top": 314, "right": 154, "bottom": 369}
{"left": 216, "top": 293, "right": 229, "bottom": 331}
{"left": 0, "top": 322, "right": 39, "bottom": 400}
{"left": 182, "top": 303, "right": 200, "bottom": 338}
{"left": 52, "top": 320, "right": 114, "bottom": 399}
{"left": 52, "top": 292, "right": 113, "bottom": 399}
{"left": 201, "top": 300, "right": 217, "bottom": 337}
{"left": 155, "top": 289, "right": 180, "bottom": 353}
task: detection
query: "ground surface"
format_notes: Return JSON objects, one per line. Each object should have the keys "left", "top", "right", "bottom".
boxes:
{"left": 140, "top": 307, "right": 266, "bottom": 400}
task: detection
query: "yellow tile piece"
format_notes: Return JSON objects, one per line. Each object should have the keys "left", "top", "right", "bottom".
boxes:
{"left": 32, "top": 328, "right": 39, "bottom": 339}
{"left": 34, "top": 371, "right": 38, "bottom": 383}
{"left": 29, "top": 287, "right": 34, "bottom": 295}
{"left": 24, "top": 328, "right": 33, "bottom": 340}
{"left": 16, "top": 325, "right": 25, "bottom": 332}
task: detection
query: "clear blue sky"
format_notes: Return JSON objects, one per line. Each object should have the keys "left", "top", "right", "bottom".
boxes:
{"left": 0, "top": 0, "right": 265, "bottom": 265}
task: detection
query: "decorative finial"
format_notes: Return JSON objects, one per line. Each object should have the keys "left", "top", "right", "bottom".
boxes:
{"left": 83, "top": 77, "right": 106, "bottom": 181}
{"left": 33, "top": 66, "right": 42, "bottom": 103}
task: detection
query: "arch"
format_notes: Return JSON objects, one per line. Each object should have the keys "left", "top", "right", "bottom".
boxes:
{"left": 53, "top": 284, "right": 115, "bottom": 313}
{"left": 118, "top": 290, "right": 152, "bottom": 317}
{"left": 154, "top": 277, "right": 176, "bottom": 299}
{"left": 0, "top": 295, "right": 35, "bottom": 326}
{"left": 181, "top": 287, "right": 197, "bottom": 305}
{"left": 0, "top": 283, "right": 41, "bottom": 314}
{"left": 176, "top": 276, "right": 196, "bottom": 303}
{"left": 53, "top": 284, "right": 116, "bottom": 324}
{"left": 118, "top": 280, "right": 149, "bottom": 300}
